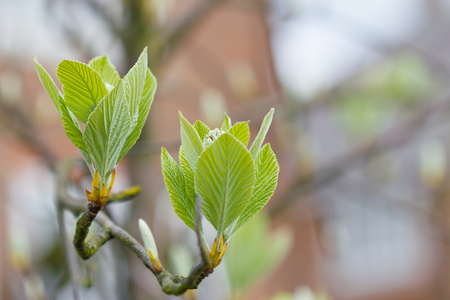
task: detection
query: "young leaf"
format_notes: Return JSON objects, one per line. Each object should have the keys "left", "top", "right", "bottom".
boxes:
{"left": 232, "top": 143, "right": 279, "bottom": 234}
{"left": 117, "top": 68, "right": 157, "bottom": 162}
{"left": 57, "top": 60, "right": 108, "bottom": 124}
{"left": 83, "top": 81, "right": 131, "bottom": 180}
{"left": 34, "top": 58, "right": 87, "bottom": 152}
{"left": 161, "top": 147, "right": 196, "bottom": 231}
{"left": 59, "top": 100, "right": 87, "bottom": 152}
{"left": 123, "top": 47, "right": 148, "bottom": 124}
{"left": 88, "top": 54, "right": 120, "bottom": 87}
{"left": 34, "top": 57, "right": 63, "bottom": 114}
{"left": 193, "top": 120, "right": 210, "bottom": 141}
{"left": 221, "top": 113, "right": 232, "bottom": 131}
{"left": 179, "top": 112, "right": 203, "bottom": 171}
{"left": 195, "top": 133, "right": 255, "bottom": 235}
{"left": 249, "top": 108, "right": 274, "bottom": 160}
{"left": 229, "top": 122, "right": 250, "bottom": 147}
{"left": 179, "top": 146, "right": 195, "bottom": 207}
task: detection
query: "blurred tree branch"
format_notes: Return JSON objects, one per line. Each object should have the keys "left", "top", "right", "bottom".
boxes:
{"left": 270, "top": 90, "right": 450, "bottom": 218}
{"left": 0, "top": 96, "right": 57, "bottom": 170}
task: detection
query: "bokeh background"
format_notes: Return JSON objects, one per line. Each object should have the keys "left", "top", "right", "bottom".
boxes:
{"left": 1, "top": 0, "right": 449, "bottom": 299}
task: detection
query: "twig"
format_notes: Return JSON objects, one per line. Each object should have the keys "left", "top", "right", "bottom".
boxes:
{"left": 57, "top": 161, "right": 217, "bottom": 295}
{"left": 107, "top": 185, "right": 141, "bottom": 203}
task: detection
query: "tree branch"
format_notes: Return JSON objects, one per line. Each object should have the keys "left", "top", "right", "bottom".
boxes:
{"left": 270, "top": 90, "right": 450, "bottom": 217}
{"left": 57, "top": 161, "right": 218, "bottom": 295}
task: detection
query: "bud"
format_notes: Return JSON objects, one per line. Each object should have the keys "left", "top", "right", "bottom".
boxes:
{"left": 203, "top": 128, "right": 225, "bottom": 148}
{"left": 139, "top": 219, "right": 161, "bottom": 272}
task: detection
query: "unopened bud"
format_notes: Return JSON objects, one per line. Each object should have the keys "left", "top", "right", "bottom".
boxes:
{"left": 203, "top": 128, "right": 225, "bottom": 148}
{"left": 138, "top": 219, "right": 159, "bottom": 260}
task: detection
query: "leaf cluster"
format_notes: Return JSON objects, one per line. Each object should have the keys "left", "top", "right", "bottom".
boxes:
{"left": 161, "top": 109, "right": 279, "bottom": 240}
{"left": 34, "top": 48, "right": 157, "bottom": 186}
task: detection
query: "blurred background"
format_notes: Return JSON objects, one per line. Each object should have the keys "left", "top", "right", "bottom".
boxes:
{"left": 1, "top": 0, "right": 449, "bottom": 299}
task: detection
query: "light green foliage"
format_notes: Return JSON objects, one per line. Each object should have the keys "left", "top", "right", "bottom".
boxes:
{"left": 57, "top": 60, "right": 108, "bottom": 124}
{"left": 225, "top": 213, "right": 292, "bottom": 295}
{"left": 34, "top": 47, "right": 156, "bottom": 185}
{"left": 161, "top": 147, "right": 196, "bottom": 230}
{"left": 83, "top": 81, "right": 131, "bottom": 180}
{"left": 229, "top": 122, "right": 250, "bottom": 146}
{"left": 193, "top": 120, "right": 210, "bottom": 141}
{"left": 195, "top": 133, "right": 255, "bottom": 234}
{"left": 118, "top": 69, "right": 157, "bottom": 161}
{"left": 249, "top": 108, "right": 274, "bottom": 159}
{"left": 179, "top": 112, "right": 203, "bottom": 171}
{"left": 161, "top": 109, "right": 279, "bottom": 239}
{"left": 232, "top": 143, "right": 279, "bottom": 234}
{"left": 88, "top": 55, "right": 120, "bottom": 87}
{"left": 221, "top": 113, "right": 232, "bottom": 131}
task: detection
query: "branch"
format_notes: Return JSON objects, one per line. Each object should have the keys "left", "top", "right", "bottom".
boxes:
{"left": 270, "top": 90, "right": 450, "bottom": 217}
{"left": 57, "top": 161, "right": 218, "bottom": 295}
{"left": 73, "top": 202, "right": 109, "bottom": 260}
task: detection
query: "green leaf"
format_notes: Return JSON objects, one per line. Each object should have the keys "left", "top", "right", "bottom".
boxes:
{"left": 88, "top": 54, "right": 120, "bottom": 87}
{"left": 221, "top": 113, "right": 232, "bottom": 131}
{"left": 83, "top": 81, "right": 131, "bottom": 180}
{"left": 161, "top": 147, "right": 196, "bottom": 231}
{"left": 34, "top": 58, "right": 87, "bottom": 152}
{"left": 123, "top": 47, "right": 148, "bottom": 124}
{"left": 179, "top": 146, "right": 195, "bottom": 208}
{"left": 229, "top": 122, "right": 250, "bottom": 147}
{"left": 232, "top": 143, "right": 279, "bottom": 234}
{"left": 34, "top": 57, "right": 63, "bottom": 114}
{"left": 193, "top": 120, "right": 210, "bottom": 141}
{"left": 195, "top": 133, "right": 255, "bottom": 235}
{"left": 179, "top": 112, "right": 204, "bottom": 171}
{"left": 59, "top": 101, "right": 87, "bottom": 152}
{"left": 249, "top": 108, "right": 274, "bottom": 160}
{"left": 117, "top": 68, "right": 157, "bottom": 162}
{"left": 225, "top": 213, "right": 292, "bottom": 293}
{"left": 57, "top": 60, "right": 108, "bottom": 124}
